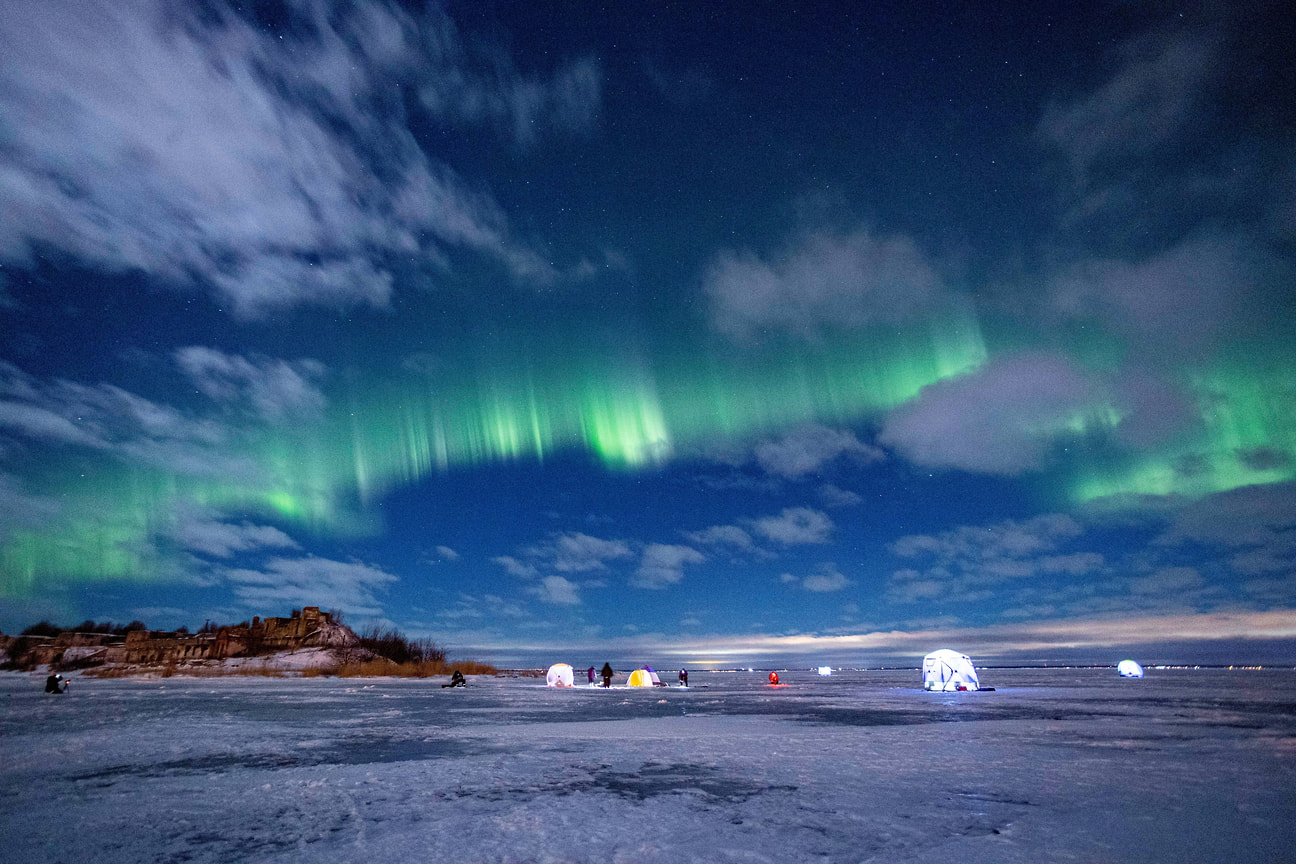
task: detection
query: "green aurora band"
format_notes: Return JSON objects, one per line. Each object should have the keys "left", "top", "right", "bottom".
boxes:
{"left": 3, "top": 308, "right": 1295, "bottom": 597}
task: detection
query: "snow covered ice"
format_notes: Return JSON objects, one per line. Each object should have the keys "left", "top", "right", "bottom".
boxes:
{"left": 2, "top": 668, "right": 1293, "bottom": 863}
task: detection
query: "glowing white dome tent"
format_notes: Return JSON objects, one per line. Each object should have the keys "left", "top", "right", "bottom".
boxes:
{"left": 627, "top": 667, "right": 662, "bottom": 687}
{"left": 1117, "top": 659, "right": 1144, "bottom": 678}
{"left": 545, "top": 663, "right": 575, "bottom": 687}
{"left": 922, "top": 649, "right": 980, "bottom": 691}
{"left": 818, "top": 666, "right": 833, "bottom": 676}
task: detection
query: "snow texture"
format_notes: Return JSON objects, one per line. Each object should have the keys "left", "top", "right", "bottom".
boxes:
{"left": 2, "top": 668, "right": 1293, "bottom": 863}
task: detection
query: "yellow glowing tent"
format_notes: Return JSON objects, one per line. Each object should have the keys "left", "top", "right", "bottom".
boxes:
{"left": 626, "top": 668, "right": 661, "bottom": 687}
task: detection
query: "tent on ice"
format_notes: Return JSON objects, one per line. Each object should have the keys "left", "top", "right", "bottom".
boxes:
{"left": 545, "top": 663, "right": 575, "bottom": 687}
{"left": 817, "top": 666, "right": 833, "bottom": 676}
{"left": 626, "top": 667, "right": 663, "bottom": 687}
{"left": 1117, "top": 659, "right": 1144, "bottom": 678}
{"left": 922, "top": 649, "right": 980, "bottom": 691}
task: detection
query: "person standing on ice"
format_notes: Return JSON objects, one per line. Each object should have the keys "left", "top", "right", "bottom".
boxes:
{"left": 587, "top": 666, "right": 596, "bottom": 685}
{"left": 678, "top": 669, "right": 688, "bottom": 687}
{"left": 600, "top": 662, "right": 614, "bottom": 687}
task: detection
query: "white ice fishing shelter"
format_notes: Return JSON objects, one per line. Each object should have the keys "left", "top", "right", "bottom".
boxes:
{"left": 1117, "top": 659, "right": 1144, "bottom": 678}
{"left": 922, "top": 649, "right": 980, "bottom": 691}
{"left": 545, "top": 663, "right": 575, "bottom": 687}
{"left": 818, "top": 666, "right": 833, "bottom": 676}
{"left": 627, "top": 668, "right": 661, "bottom": 687}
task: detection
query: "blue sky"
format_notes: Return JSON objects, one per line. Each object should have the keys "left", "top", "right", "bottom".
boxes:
{"left": 1, "top": 0, "right": 1294, "bottom": 668}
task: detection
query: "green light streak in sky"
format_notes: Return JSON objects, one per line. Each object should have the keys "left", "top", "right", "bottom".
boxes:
{"left": 6, "top": 300, "right": 1293, "bottom": 597}
{"left": 0, "top": 311, "right": 989, "bottom": 593}
{"left": 1068, "top": 357, "right": 1296, "bottom": 503}
{"left": 330, "top": 309, "right": 988, "bottom": 505}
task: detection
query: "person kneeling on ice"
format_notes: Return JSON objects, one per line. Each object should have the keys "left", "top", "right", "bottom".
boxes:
{"left": 442, "top": 670, "right": 466, "bottom": 688}
{"left": 600, "top": 662, "right": 614, "bottom": 687}
{"left": 45, "top": 673, "right": 66, "bottom": 694}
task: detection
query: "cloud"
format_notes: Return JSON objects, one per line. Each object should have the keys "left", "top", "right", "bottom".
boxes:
{"left": 1046, "top": 233, "right": 1281, "bottom": 354}
{"left": 492, "top": 555, "right": 539, "bottom": 578}
{"left": 753, "top": 424, "right": 884, "bottom": 479}
{"left": 496, "top": 532, "right": 632, "bottom": 583}
{"left": 1130, "top": 566, "right": 1204, "bottom": 596}
{"left": 784, "top": 564, "right": 852, "bottom": 593}
{"left": 1155, "top": 483, "right": 1296, "bottom": 583}
{"left": 534, "top": 575, "right": 581, "bottom": 606}
{"left": 684, "top": 524, "right": 755, "bottom": 551}
{"left": 892, "top": 513, "right": 1083, "bottom": 562}
{"left": 888, "top": 514, "right": 1096, "bottom": 604}
{"left": 0, "top": 362, "right": 249, "bottom": 478}
{"left": 878, "top": 354, "right": 1097, "bottom": 475}
{"left": 818, "top": 484, "right": 863, "bottom": 508}
{"left": 435, "top": 546, "right": 460, "bottom": 561}
{"left": 223, "top": 555, "right": 398, "bottom": 617}
{"left": 1038, "top": 32, "right": 1215, "bottom": 181}
{"left": 172, "top": 516, "right": 298, "bottom": 559}
{"left": 544, "top": 533, "right": 633, "bottom": 573}
{"left": 0, "top": 1, "right": 572, "bottom": 317}
{"left": 632, "top": 543, "right": 704, "bottom": 589}
{"left": 593, "top": 610, "right": 1296, "bottom": 665}
{"left": 750, "top": 508, "right": 833, "bottom": 545}
{"left": 177, "top": 348, "right": 327, "bottom": 424}
{"left": 1038, "top": 553, "right": 1107, "bottom": 576}
{"left": 1158, "top": 482, "right": 1296, "bottom": 548}
{"left": 419, "top": 45, "right": 601, "bottom": 147}
{"left": 1035, "top": 4, "right": 1294, "bottom": 269}
{"left": 704, "top": 228, "right": 948, "bottom": 341}
{"left": 0, "top": 473, "right": 62, "bottom": 532}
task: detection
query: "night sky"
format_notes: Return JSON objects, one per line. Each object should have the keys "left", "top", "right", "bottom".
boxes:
{"left": 2, "top": 1, "right": 1294, "bottom": 667}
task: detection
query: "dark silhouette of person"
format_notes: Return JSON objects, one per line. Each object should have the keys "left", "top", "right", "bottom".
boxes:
{"left": 600, "top": 662, "right": 614, "bottom": 688}
{"left": 45, "top": 673, "right": 65, "bottom": 694}
{"left": 678, "top": 669, "right": 688, "bottom": 687}
{"left": 442, "top": 670, "right": 466, "bottom": 688}
{"left": 587, "top": 666, "right": 596, "bottom": 685}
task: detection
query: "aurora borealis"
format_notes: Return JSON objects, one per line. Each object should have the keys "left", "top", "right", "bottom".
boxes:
{"left": 1, "top": 1, "right": 1293, "bottom": 666}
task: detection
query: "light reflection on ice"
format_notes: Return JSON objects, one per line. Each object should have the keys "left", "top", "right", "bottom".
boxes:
{"left": 1, "top": 668, "right": 1293, "bottom": 863}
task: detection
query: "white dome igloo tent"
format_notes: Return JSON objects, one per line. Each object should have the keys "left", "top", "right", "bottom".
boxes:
{"left": 545, "top": 663, "right": 575, "bottom": 687}
{"left": 1117, "top": 659, "right": 1144, "bottom": 678}
{"left": 922, "top": 649, "right": 980, "bottom": 691}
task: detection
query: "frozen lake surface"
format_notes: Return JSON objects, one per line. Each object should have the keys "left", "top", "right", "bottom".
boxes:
{"left": 2, "top": 667, "right": 1293, "bottom": 863}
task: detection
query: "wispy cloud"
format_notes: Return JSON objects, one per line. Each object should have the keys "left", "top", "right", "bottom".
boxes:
{"left": 0, "top": 362, "right": 247, "bottom": 479}
{"left": 493, "top": 531, "right": 632, "bottom": 602}
{"left": 704, "top": 228, "right": 949, "bottom": 341}
{"left": 1038, "top": 32, "right": 1214, "bottom": 182}
{"left": 0, "top": 1, "right": 579, "bottom": 317}
{"left": 177, "top": 348, "right": 327, "bottom": 424}
{"left": 782, "top": 563, "right": 852, "bottom": 593}
{"left": 750, "top": 507, "right": 833, "bottom": 545}
{"left": 633, "top": 543, "right": 704, "bottom": 590}
{"left": 752, "top": 424, "right": 884, "bottom": 479}
{"left": 223, "top": 555, "right": 398, "bottom": 617}
{"left": 879, "top": 354, "right": 1097, "bottom": 476}
{"left": 637, "top": 610, "right": 1296, "bottom": 663}
{"left": 172, "top": 514, "right": 298, "bottom": 559}
{"left": 684, "top": 525, "right": 755, "bottom": 551}
{"left": 534, "top": 575, "right": 582, "bottom": 606}
{"left": 887, "top": 514, "right": 1100, "bottom": 605}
